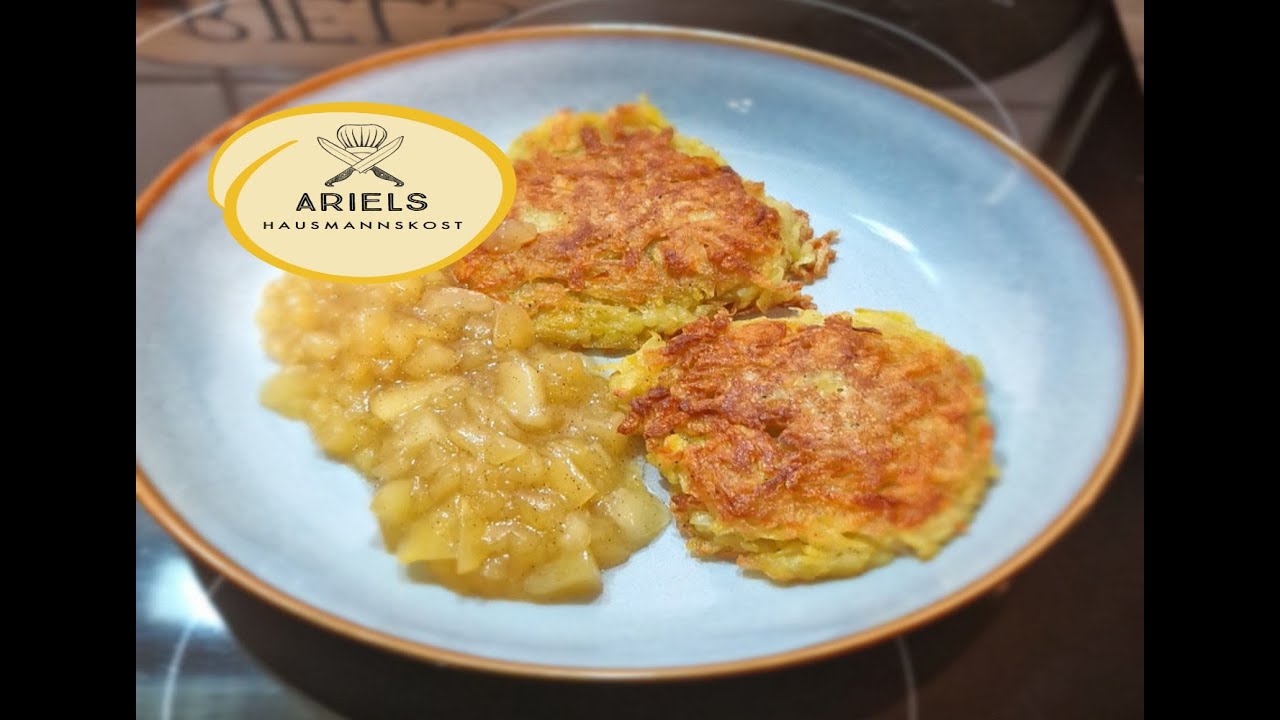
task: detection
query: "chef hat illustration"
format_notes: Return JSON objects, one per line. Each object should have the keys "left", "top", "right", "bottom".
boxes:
{"left": 336, "top": 124, "right": 388, "bottom": 151}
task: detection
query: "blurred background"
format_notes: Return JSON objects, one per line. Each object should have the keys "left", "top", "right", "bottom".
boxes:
{"left": 136, "top": 2, "right": 1143, "bottom": 718}
{"left": 136, "top": 0, "right": 1143, "bottom": 193}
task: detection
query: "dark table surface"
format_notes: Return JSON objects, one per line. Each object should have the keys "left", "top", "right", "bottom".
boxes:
{"left": 136, "top": 2, "right": 1144, "bottom": 717}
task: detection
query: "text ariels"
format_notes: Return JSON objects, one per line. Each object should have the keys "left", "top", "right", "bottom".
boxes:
{"left": 296, "top": 192, "right": 428, "bottom": 212}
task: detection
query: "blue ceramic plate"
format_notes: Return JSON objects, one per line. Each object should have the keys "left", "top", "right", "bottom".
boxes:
{"left": 136, "top": 26, "right": 1142, "bottom": 679}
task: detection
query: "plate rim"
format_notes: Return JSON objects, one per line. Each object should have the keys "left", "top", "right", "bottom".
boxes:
{"left": 135, "top": 23, "right": 1145, "bottom": 681}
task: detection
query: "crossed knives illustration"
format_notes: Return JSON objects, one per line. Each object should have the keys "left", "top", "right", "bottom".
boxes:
{"left": 318, "top": 123, "right": 404, "bottom": 187}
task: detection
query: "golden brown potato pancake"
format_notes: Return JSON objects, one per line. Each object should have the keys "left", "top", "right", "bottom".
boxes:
{"left": 611, "top": 310, "right": 995, "bottom": 582}
{"left": 451, "top": 99, "right": 836, "bottom": 350}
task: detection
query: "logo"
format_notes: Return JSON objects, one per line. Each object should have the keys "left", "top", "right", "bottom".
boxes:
{"left": 319, "top": 124, "right": 404, "bottom": 187}
{"left": 209, "top": 102, "right": 515, "bottom": 282}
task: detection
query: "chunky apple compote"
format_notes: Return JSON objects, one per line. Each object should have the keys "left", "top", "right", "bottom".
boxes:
{"left": 257, "top": 274, "right": 668, "bottom": 601}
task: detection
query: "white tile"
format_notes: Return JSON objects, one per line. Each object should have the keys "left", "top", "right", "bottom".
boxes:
{"left": 1113, "top": 0, "right": 1144, "bottom": 17}
{"left": 1120, "top": 14, "right": 1144, "bottom": 84}
{"left": 136, "top": 82, "right": 231, "bottom": 194}
{"left": 135, "top": 57, "right": 216, "bottom": 80}
{"left": 226, "top": 66, "right": 310, "bottom": 84}
{"left": 231, "top": 81, "right": 292, "bottom": 113}
{"left": 1114, "top": 0, "right": 1144, "bottom": 85}
{"left": 1120, "top": 14, "right": 1144, "bottom": 57}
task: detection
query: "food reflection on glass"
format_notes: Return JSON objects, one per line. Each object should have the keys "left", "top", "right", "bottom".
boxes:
{"left": 257, "top": 100, "right": 994, "bottom": 603}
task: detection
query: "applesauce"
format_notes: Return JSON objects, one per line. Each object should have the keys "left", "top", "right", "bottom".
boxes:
{"left": 257, "top": 273, "right": 668, "bottom": 601}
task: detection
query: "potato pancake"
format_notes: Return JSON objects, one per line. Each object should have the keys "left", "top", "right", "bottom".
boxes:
{"left": 451, "top": 99, "right": 836, "bottom": 350}
{"left": 611, "top": 310, "right": 995, "bottom": 582}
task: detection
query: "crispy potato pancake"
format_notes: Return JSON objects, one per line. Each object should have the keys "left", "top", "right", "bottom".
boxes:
{"left": 611, "top": 310, "right": 995, "bottom": 582}
{"left": 451, "top": 99, "right": 836, "bottom": 350}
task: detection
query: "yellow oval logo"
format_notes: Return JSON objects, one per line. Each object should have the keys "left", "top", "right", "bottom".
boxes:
{"left": 209, "top": 102, "right": 515, "bottom": 282}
